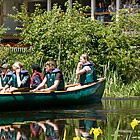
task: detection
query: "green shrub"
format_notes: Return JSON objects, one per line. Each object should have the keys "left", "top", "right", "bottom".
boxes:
{"left": 6, "top": 2, "right": 140, "bottom": 85}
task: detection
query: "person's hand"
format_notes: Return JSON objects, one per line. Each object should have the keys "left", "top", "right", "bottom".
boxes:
{"left": 4, "top": 89, "right": 9, "bottom": 93}
{"left": 32, "top": 88, "right": 38, "bottom": 92}
{"left": 78, "top": 62, "right": 83, "bottom": 68}
{"left": 0, "top": 87, "right": 4, "bottom": 90}
{"left": 16, "top": 68, "right": 21, "bottom": 75}
{"left": 1, "top": 89, "right": 5, "bottom": 93}
{"left": 8, "top": 87, "right": 18, "bottom": 93}
{"left": 40, "top": 89, "right": 49, "bottom": 92}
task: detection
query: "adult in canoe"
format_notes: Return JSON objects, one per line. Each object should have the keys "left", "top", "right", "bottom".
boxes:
{"left": 0, "top": 63, "right": 13, "bottom": 91}
{"left": 30, "top": 64, "right": 44, "bottom": 89}
{"left": 3, "top": 62, "right": 30, "bottom": 92}
{"left": 33, "top": 60, "right": 64, "bottom": 92}
{"left": 76, "top": 54, "right": 97, "bottom": 85}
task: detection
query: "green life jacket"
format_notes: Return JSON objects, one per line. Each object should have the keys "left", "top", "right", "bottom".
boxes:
{"left": 46, "top": 68, "right": 64, "bottom": 91}
{"left": 1, "top": 75, "right": 10, "bottom": 87}
{"left": 80, "top": 62, "right": 97, "bottom": 85}
{"left": 12, "top": 72, "right": 30, "bottom": 88}
{"left": 0, "top": 71, "right": 13, "bottom": 87}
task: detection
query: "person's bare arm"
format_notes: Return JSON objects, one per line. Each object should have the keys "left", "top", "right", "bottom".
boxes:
{"left": 16, "top": 69, "right": 22, "bottom": 87}
{"left": 40, "top": 80, "right": 60, "bottom": 92}
{"left": 2, "top": 84, "right": 9, "bottom": 92}
{"left": 0, "top": 79, "right": 3, "bottom": 90}
{"left": 76, "top": 62, "right": 86, "bottom": 76}
{"left": 45, "top": 121, "right": 58, "bottom": 131}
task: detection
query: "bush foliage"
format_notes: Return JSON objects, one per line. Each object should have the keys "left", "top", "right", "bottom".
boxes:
{"left": 4, "top": 2, "right": 140, "bottom": 84}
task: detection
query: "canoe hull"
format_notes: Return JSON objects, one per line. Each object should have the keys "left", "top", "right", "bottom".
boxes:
{"left": 0, "top": 78, "right": 106, "bottom": 111}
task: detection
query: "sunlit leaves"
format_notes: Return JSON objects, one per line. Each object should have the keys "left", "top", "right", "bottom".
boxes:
{"left": 7, "top": 2, "right": 140, "bottom": 83}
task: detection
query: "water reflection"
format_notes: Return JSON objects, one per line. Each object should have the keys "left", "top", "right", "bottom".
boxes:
{"left": 0, "top": 102, "right": 105, "bottom": 140}
{"left": 0, "top": 98, "right": 139, "bottom": 139}
{"left": 30, "top": 121, "right": 59, "bottom": 140}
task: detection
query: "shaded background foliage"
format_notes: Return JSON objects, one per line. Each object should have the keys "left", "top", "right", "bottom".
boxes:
{"left": 1, "top": 2, "right": 140, "bottom": 87}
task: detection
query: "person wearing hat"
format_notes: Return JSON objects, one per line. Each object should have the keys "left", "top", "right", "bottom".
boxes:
{"left": 2, "top": 61, "right": 30, "bottom": 93}
{"left": 30, "top": 64, "right": 44, "bottom": 89}
{"left": 0, "top": 63, "right": 13, "bottom": 91}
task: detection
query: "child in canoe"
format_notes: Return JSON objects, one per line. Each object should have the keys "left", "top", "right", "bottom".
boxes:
{"left": 3, "top": 62, "right": 30, "bottom": 92}
{"left": 30, "top": 64, "right": 44, "bottom": 89}
{"left": 0, "top": 63, "right": 13, "bottom": 91}
{"left": 76, "top": 54, "right": 97, "bottom": 85}
{"left": 32, "top": 60, "right": 64, "bottom": 92}
{"left": 67, "top": 54, "right": 97, "bottom": 91}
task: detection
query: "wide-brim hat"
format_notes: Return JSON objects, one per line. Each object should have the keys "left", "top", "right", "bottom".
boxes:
{"left": 1, "top": 63, "right": 11, "bottom": 69}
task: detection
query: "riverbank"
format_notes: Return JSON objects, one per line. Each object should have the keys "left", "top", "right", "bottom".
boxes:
{"left": 104, "top": 79, "right": 140, "bottom": 97}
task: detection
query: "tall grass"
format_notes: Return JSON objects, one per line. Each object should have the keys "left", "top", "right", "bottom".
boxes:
{"left": 64, "top": 68, "right": 77, "bottom": 85}
{"left": 103, "top": 63, "right": 140, "bottom": 97}
{"left": 104, "top": 72, "right": 140, "bottom": 97}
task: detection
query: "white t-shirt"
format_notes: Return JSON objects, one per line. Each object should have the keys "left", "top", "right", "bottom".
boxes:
{"left": 108, "top": 5, "right": 116, "bottom": 12}
{"left": 83, "top": 66, "right": 92, "bottom": 74}
{"left": 123, "top": 4, "right": 131, "bottom": 9}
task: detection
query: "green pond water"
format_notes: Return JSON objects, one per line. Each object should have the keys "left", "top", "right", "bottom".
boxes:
{"left": 0, "top": 97, "right": 139, "bottom": 140}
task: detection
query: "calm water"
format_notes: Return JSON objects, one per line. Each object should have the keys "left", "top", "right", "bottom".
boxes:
{"left": 0, "top": 97, "right": 140, "bottom": 140}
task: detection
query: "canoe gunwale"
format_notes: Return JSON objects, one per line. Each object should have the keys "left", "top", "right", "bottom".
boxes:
{"left": 0, "top": 77, "right": 106, "bottom": 95}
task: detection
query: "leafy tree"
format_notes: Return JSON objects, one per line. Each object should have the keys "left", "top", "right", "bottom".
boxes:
{"left": 0, "top": 0, "right": 7, "bottom": 43}
{"left": 8, "top": 2, "right": 140, "bottom": 83}
{"left": 0, "top": 0, "right": 8, "bottom": 66}
{"left": 0, "top": 25, "right": 7, "bottom": 42}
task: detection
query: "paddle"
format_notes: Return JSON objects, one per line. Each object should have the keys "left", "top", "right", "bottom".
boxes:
{"left": 10, "top": 87, "right": 30, "bottom": 93}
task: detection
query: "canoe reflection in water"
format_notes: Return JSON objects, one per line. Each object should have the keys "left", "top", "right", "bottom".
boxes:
{"left": 0, "top": 102, "right": 106, "bottom": 140}
{"left": 0, "top": 126, "right": 17, "bottom": 140}
{"left": 0, "top": 121, "right": 60, "bottom": 140}
{"left": 0, "top": 120, "right": 101, "bottom": 140}
{"left": 75, "top": 120, "right": 98, "bottom": 139}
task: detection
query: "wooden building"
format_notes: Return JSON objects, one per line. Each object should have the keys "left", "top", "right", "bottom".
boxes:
{"left": 0, "top": 0, "right": 133, "bottom": 38}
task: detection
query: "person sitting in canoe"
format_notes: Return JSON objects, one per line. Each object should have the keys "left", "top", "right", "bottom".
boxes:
{"left": 32, "top": 60, "right": 64, "bottom": 92}
{"left": 30, "top": 64, "right": 45, "bottom": 89}
{"left": 3, "top": 62, "right": 30, "bottom": 92}
{"left": 0, "top": 63, "right": 13, "bottom": 91}
{"left": 76, "top": 54, "right": 97, "bottom": 85}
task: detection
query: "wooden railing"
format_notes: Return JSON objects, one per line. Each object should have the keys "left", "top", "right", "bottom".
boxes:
{"left": 85, "top": 12, "right": 116, "bottom": 16}
{"left": 95, "top": 12, "right": 116, "bottom": 15}
{"left": 2, "top": 35, "right": 20, "bottom": 39}
{"left": 84, "top": 12, "right": 116, "bottom": 23}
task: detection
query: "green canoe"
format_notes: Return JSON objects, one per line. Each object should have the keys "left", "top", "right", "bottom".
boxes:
{"left": 0, "top": 78, "right": 106, "bottom": 111}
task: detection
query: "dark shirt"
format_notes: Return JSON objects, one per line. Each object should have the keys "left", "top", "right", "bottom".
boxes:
{"left": 55, "top": 72, "right": 63, "bottom": 81}
{"left": 31, "top": 74, "right": 43, "bottom": 89}
{"left": 97, "top": 8, "right": 104, "bottom": 12}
